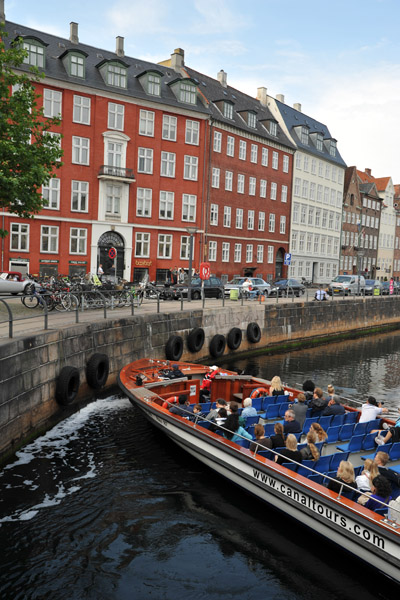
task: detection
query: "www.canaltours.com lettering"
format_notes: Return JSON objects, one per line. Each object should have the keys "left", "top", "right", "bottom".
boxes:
{"left": 252, "top": 469, "right": 385, "bottom": 549}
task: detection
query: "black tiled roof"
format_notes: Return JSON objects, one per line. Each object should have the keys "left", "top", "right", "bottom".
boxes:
{"left": 4, "top": 21, "right": 209, "bottom": 115}
{"left": 275, "top": 99, "right": 347, "bottom": 167}
{"left": 184, "top": 66, "right": 296, "bottom": 150}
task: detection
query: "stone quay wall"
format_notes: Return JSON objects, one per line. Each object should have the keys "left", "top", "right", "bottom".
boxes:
{"left": 1, "top": 297, "right": 400, "bottom": 460}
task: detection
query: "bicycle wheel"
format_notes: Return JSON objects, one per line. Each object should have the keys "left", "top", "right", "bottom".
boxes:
{"left": 22, "top": 294, "right": 40, "bottom": 309}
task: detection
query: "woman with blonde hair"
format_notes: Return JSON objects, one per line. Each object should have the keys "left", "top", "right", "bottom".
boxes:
{"left": 300, "top": 430, "right": 320, "bottom": 461}
{"left": 327, "top": 460, "right": 357, "bottom": 495}
{"left": 309, "top": 422, "right": 328, "bottom": 442}
{"left": 275, "top": 433, "right": 303, "bottom": 465}
{"left": 327, "top": 384, "right": 335, "bottom": 398}
{"left": 269, "top": 375, "right": 285, "bottom": 397}
{"left": 355, "top": 458, "right": 379, "bottom": 493}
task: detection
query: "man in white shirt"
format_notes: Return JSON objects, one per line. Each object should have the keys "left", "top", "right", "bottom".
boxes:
{"left": 359, "top": 396, "right": 388, "bottom": 423}
{"left": 314, "top": 286, "right": 329, "bottom": 301}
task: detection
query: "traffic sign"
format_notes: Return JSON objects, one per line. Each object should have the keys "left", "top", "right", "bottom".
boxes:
{"left": 199, "top": 262, "right": 211, "bottom": 280}
{"left": 284, "top": 252, "right": 291, "bottom": 266}
{"left": 108, "top": 247, "right": 117, "bottom": 259}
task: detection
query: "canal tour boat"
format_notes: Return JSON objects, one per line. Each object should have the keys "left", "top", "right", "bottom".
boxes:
{"left": 118, "top": 358, "right": 400, "bottom": 583}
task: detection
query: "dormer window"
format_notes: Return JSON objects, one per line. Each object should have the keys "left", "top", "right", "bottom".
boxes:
{"left": 329, "top": 139, "right": 337, "bottom": 157}
{"left": 269, "top": 121, "right": 277, "bottom": 136}
{"left": 180, "top": 81, "right": 196, "bottom": 104}
{"left": 137, "top": 70, "right": 163, "bottom": 97}
{"left": 98, "top": 60, "right": 128, "bottom": 89}
{"left": 148, "top": 73, "right": 161, "bottom": 96}
{"left": 248, "top": 112, "right": 257, "bottom": 128}
{"left": 301, "top": 126, "right": 309, "bottom": 145}
{"left": 22, "top": 38, "right": 46, "bottom": 68}
{"left": 60, "top": 50, "right": 87, "bottom": 78}
{"left": 223, "top": 102, "right": 233, "bottom": 119}
{"left": 168, "top": 79, "right": 197, "bottom": 105}
{"left": 316, "top": 133, "right": 323, "bottom": 151}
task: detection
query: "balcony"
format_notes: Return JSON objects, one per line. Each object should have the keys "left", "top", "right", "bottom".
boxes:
{"left": 98, "top": 165, "right": 135, "bottom": 182}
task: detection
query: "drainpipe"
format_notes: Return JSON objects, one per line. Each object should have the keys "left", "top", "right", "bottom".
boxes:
{"left": 203, "top": 117, "right": 214, "bottom": 264}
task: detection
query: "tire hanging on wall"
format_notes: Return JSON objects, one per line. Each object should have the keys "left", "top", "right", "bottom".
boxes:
{"left": 247, "top": 322, "right": 261, "bottom": 343}
{"left": 187, "top": 327, "right": 205, "bottom": 353}
{"left": 227, "top": 327, "right": 242, "bottom": 350}
{"left": 165, "top": 335, "right": 184, "bottom": 361}
{"left": 209, "top": 334, "right": 226, "bottom": 358}
{"left": 55, "top": 366, "right": 80, "bottom": 406}
{"left": 86, "top": 353, "right": 110, "bottom": 390}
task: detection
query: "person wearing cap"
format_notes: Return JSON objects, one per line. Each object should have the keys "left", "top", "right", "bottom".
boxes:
{"left": 199, "top": 366, "right": 219, "bottom": 401}
{"left": 359, "top": 396, "right": 388, "bottom": 423}
{"left": 171, "top": 364, "right": 184, "bottom": 378}
{"left": 322, "top": 394, "right": 345, "bottom": 416}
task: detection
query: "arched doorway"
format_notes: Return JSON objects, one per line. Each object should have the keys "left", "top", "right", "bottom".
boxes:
{"left": 275, "top": 248, "right": 285, "bottom": 279}
{"left": 98, "top": 231, "right": 125, "bottom": 280}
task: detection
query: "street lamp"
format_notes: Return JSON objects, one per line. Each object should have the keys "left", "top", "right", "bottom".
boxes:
{"left": 186, "top": 226, "right": 198, "bottom": 302}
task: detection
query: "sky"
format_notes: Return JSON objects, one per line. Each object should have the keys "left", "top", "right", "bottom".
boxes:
{"left": 5, "top": 0, "right": 400, "bottom": 182}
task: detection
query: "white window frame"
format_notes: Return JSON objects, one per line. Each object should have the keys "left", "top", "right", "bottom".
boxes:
{"left": 272, "top": 151, "right": 279, "bottom": 170}
{"left": 283, "top": 155, "right": 289, "bottom": 173}
{"left": 157, "top": 234, "right": 173, "bottom": 259}
{"left": 43, "top": 88, "right": 62, "bottom": 118}
{"left": 246, "top": 244, "right": 253, "bottom": 263}
{"left": 280, "top": 215, "right": 286, "bottom": 234}
{"left": 105, "top": 183, "right": 122, "bottom": 215}
{"left": 210, "top": 204, "right": 218, "bottom": 225}
{"left": 135, "top": 232, "right": 150, "bottom": 257}
{"left": 73, "top": 95, "right": 90, "bottom": 125}
{"left": 70, "top": 227, "right": 87, "bottom": 254}
{"left": 182, "top": 194, "right": 196, "bottom": 222}
{"left": 222, "top": 242, "right": 230, "bottom": 262}
{"left": 42, "top": 178, "right": 60, "bottom": 210}
{"left": 250, "top": 144, "right": 258, "bottom": 163}
{"left": 185, "top": 120, "right": 199, "bottom": 145}
{"left": 72, "top": 136, "right": 90, "bottom": 165}
{"left": 258, "top": 211, "right": 265, "bottom": 231}
{"left": 234, "top": 243, "right": 242, "bottom": 263}
{"left": 227, "top": 135, "right": 235, "bottom": 157}
{"left": 237, "top": 173, "right": 245, "bottom": 194}
{"left": 225, "top": 171, "right": 233, "bottom": 191}
{"left": 183, "top": 155, "right": 198, "bottom": 180}
{"left": 249, "top": 177, "right": 256, "bottom": 196}
{"left": 10, "top": 223, "right": 29, "bottom": 252}
{"left": 269, "top": 213, "right": 275, "bottom": 233}
{"left": 40, "top": 225, "right": 59, "bottom": 253}
{"left": 160, "top": 151, "right": 176, "bottom": 177}
{"left": 270, "top": 182, "right": 277, "bottom": 200}
{"left": 159, "top": 191, "right": 174, "bottom": 220}
{"left": 257, "top": 245, "right": 264, "bottom": 263}
{"left": 108, "top": 103, "right": 124, "bottom": 131}
{"left": 223, "top": 206, "right": 231, "bottom": 228}
{"left": 212, "top": 167, "right": 220, "bottom": 188}
{"left": 71, "top": 180, "right": 88, "bottom": 212}
{"left": 139, "top": 109, "right": 155, "bottom": 137}
{"left": 162, "top": 115, "right": 177, "bottom": 141}
{"left": 236, "top": 208, "right": 243, "bottom": 229}
{"left": 261, "top": 147, "right": 268, "bottom": 166}
{"left": 136, "top": 187, "right": 152, "bottom": 217}
{"left": 248, "top": 210, "right": 255, "bottom": 230}
{"left": 213, "top": 131, "right": 222, "bottom": 152}
{"left": 239, "top": 140, "right": 247, "bottom": 160}
{"left": 260, "top": 179, "right": 267, "bottom": 198}
{"left": 209, "top": 241, "right": 217, "bottom": 261}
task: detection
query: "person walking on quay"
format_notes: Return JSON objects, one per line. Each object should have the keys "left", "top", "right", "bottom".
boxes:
{"left": 97, "top": 263, "right": 104, "bottom": 281}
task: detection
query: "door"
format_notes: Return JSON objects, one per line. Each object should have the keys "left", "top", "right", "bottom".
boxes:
{"left": 97, "top": 231, "right": 125, "bottom": 280}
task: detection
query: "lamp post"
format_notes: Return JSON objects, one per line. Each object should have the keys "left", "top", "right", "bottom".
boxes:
{"left": 186, "top": 226, "right": 198, "bottom": 302}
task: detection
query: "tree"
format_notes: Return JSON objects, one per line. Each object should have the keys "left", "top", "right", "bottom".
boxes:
{"left": 0, "top": 23, "right": 63, "bottom": 237}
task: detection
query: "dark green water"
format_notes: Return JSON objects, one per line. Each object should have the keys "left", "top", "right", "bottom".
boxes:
{"left": 0, "top": 330, "right": 399, "bottom": 599}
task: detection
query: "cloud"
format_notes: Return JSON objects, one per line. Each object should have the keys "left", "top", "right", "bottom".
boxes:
{"left": 106, "top": 0, "right": 169, "bottom": 35}
{"left": 191, "top": 0, "right": 251, "bottom": 34}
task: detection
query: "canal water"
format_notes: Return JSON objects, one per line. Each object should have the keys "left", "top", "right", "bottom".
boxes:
{"left": 1, "top": 330, "right": 400, "bottom": 600}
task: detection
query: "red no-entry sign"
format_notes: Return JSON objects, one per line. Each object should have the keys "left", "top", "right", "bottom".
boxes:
{"left": 199, "top": 262, "right": 211, "bottom": 280}
{"left": 108, "top": 247, "right": 117, "bottom": 259}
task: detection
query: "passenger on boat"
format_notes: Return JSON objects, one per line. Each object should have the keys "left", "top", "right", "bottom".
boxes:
{"left": 269, "top": 376, "right": 285, "bottom": 396}
{"left": 250, "top": 424, "right": 271, "bottom": 452}
{"left": 327, "top": 461, "right": 357, "bottom": 496}
{"left": 169, "top": 394, "right": 190, "bottom": 418}
{"left": 373, "top": 408, "right": 400, "bottom": 446}
{"left": 309, "top": 387, "right": 328, "bottom": 416}
{"left": 199, "top": 366, "right": 219, "bottom": 401}
{"left": 302, "top": 380, "right": 315, "bottom": 403}
{"left": 205, "top": 398, "right": 228, "bottom": 422}
{"left": 355, "top": 459, "right": 380, "bottom": 493}
{"left": 327, "top": 384, "right": 335, "bottom": 399}
{"left": 309, "top": 422, "right": 328, "bottom": 443}
{"left": 300, "top": 431, "right": 320, "bottom": 461}
{"left": 263, "top": 422, "right": 286, "bottom": 450}
{"left": 215, "top": 407, "right": 228, "bottom": 427}
{"left": 275, "top": 434, "right": 303, "bottom": 465}
{"left": 290, "top": 393, "right": 308, "bottom": 428}
{"left": 229, "top": 402, "right": 246, "bottom": 427}
{"left": 241, "top": 397, "right": 258, "bottom": 419}
{"left": 191, "top": 404, "right": 205, "bottom": 421}
{"left": 363, "top": 475, "right": 392, "bottom": 512}
{"left": 171, "top": 364, "right": 185, "bottom": 378}
{"left": 388, "top": 496, "right": 400, "bottom": 523}
{"left": 321, "top": 395, "right": 345, "bottom": 417}
{"left": 283, "top": 410, "right": 301, "bottom": 435}
{"left": 223, "top": 413, "right": 253, "bottom": 443}
{"left": 358, "top": 396, "right": 388, "bottom": 423}
{"left": 374, "top": 451, "right": 400, "bottom": 498}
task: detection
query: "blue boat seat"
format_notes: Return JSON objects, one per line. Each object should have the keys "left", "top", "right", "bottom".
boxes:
{"left": 281, "top": 462, "right": 298, "bottom": 472}
{"left": 263, "top": 423, "right": 276, "bottom": 437}
{"left": 278, "top": 402, "right": 291, "bottom": 417}
{"left": 257, "top": 449, "right": 273, "bottom": 460}
{"left": 308, "top": 473, "right": 325, "bottom": 484}
{"left": 336, "top": 434, "right": 364, "bottom": 453}
{"left": 302, "top": 417, "right": 315, "bottom": 434}
{"left": 261, "top": 396, "right": 276, "bottom": 409}
{"left": 251, "top": 397, "right": 263, "bottom": 412}
{"left": 329, "top": 451, "right": 350, "bottom": 471}
{"left": 235, "top": 439, "right": 251, "bottom": 448}
{"left": 245, "top": 415, "right": 259, "bottom": 427}
{"left": 361, "top": 443, "right": 393, "bottom": 461}
{"left": 338, "top": 424, "right": 355, "bottom": 441}
{"left": 331, "top": 414, "right": 346, "bottom": 427}
{"left": 366, "top": 418, "right": 381, "bottom": 432}
{"left": 362, "top": 433, "right": 377, "bottom": 451}
{"left": 200, "top": 402, "right": 212, "bottom": 412}
{"left": 276, "top": 395, "right": 288, "bottom": 403}
{"left": 319, "top": 416, "right": 333, "bottom": 430}
{"left": 326, "top": 426, "right": 341, "bottom": 443}
{"left": 313, "top": 455, "right": 332, "bottom": 473}
{"left": 389, "top": 442, "right": 400, "bottom": 461}
{"left": 343, "top": 412, "right": 358, "bottom": 424}
{"left": 296, "top": 460, "right": 315, "bottom": 477}
{"left": 353, "top": 422, "right": 369, "bottom": 436}
{"left": 264, "top": 404, "right": 280, "bottom": 419}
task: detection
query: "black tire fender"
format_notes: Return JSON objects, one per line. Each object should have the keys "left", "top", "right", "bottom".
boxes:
{"left": 187, "top": 327, "right": 205, "bottom": 353}
{"left": 56, "top": 366, "right": 80, "bottom": 406}
{"left": 209, "top": 334, "right": 226, "bottom": 358}
{"left": 227, "top": 327, "right": 242, "bottom": 350}
{"left": 247, "top": 322, "right": 261, "bottom": 343}
{"left": 86, "top": 353, "right": 110, "bottom": 390}
{"left": 165, "top": 335, "right": 184, "bottom": 361}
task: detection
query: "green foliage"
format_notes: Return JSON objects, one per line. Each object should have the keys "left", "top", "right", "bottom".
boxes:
{"left": 0, "top": 23, "right": 63, "bottom": 237}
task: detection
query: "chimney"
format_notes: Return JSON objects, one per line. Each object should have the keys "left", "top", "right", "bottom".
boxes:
{"left": 0, "top": 0, "right": 4, "bottom": 22}
{"left": 293, "top": 102, "right": 302, "bottom": 112}
{"left": 276, "top": 94, "right": 285, "bottom": 103}
{"left": 365, "top": 168, "right": 372, "bottom": 176}
{"left": 116, "top": 36, "right": 124, "bottom": 57}
{"left": 69, "top": 22, "right": 79, "bottom": 44}
{"left": 217, "top": 69, "right": 227, "bottom": 88}
{"left": 171, "top": 48, "right": 184, "bottom": 72}
{"left": 257, "top": 87, "right": 268, "bottom": 107}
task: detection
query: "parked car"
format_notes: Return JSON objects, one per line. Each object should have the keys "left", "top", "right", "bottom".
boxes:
{"left": 173, "top": 276, "right": 224, "bottom": 300}
{"left": 381, "top": 281, "right": 400, "bottom": 295}
{"left": 224, "top": 277, "right": 271, "bottom": 298}
{"left": 328, "top": 275, "right": 366, "bottom": 296}
{"left": 269, "top": 278, "right": 305, "bottom": 297}
{"left": 0, "top": 272, "right": 36, "bottom": 295}
{"left": 364, "top": 279, "right": 383, "bottom": 296}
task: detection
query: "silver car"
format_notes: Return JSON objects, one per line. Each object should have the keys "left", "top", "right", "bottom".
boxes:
{"left": 224, "top": 277, "right": 271, "bottom": 298}
{"left": 0, "top": 272, "right": 36, "bottom": 295}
